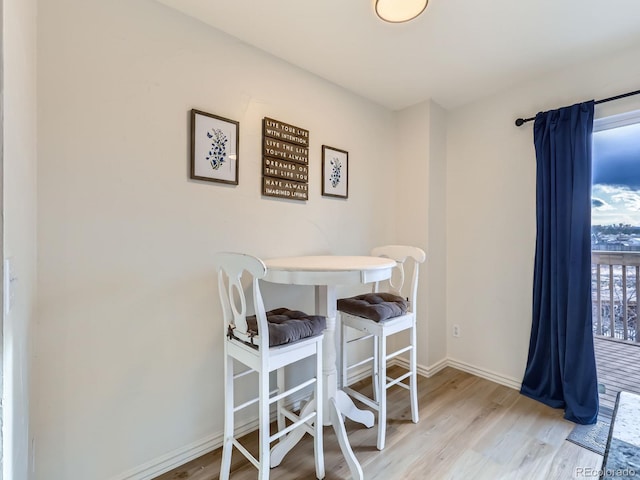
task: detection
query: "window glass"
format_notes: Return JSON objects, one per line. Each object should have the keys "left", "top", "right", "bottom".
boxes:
{"left": 592, "top": 121, "right": 640, "bottom": 250}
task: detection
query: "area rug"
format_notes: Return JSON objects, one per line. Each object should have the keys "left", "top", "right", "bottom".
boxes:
{"left": 566, "top": 409, "right": 612, "bottom": 455}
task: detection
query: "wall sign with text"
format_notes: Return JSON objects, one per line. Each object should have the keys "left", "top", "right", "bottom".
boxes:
{"left": 262, "top": 117, "right": 309, "bottom": 201}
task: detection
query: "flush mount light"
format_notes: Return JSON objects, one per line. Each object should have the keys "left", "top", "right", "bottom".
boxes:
{"left": 375, "top": 0, "right": 428, "bottom": 23}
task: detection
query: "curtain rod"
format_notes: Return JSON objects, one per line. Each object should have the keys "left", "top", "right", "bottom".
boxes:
{"left": 514, "top": 88, "right": 640, "bottom": 127}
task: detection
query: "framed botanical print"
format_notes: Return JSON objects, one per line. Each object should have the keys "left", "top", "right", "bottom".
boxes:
{"left": 190, "top": 109, "right": 239, "bottom": 185}
{"left": 322, "top": 145, "right": 348, "bottom": 198}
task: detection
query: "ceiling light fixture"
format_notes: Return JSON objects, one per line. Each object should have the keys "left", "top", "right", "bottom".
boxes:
{"left": 375, "top": 0, "right": 428, "bottom": 23}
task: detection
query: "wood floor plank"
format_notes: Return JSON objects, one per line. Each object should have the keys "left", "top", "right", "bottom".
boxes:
{"left": 594, "top": 336, "right": 640, "bottom": 411}
{"left": 154, "top": 366, "right": 603, "bottom": 480}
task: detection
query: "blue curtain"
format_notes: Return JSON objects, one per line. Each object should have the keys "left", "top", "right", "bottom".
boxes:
{"left": 520, "top": 101, "right": 599, "bottom": 425}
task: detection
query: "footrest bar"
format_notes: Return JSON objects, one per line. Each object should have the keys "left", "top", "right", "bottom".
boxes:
{"left": 385, "top": 372, "right": 411, "bottom": 389}
{"left": 346, "top": 356, "right": 375, "bottom": 370}
{"left": 232, "top": 439, "right": 259, "bottom": 469}
{"left": 269, "top": 411, "right": 317, "bottom": 442}
{"left": 269, "top": 378, "right": 316, "bottom": 405}
{"left": 234, "top": 388, "right": 279, "bottom": 413}
{"left": 386, "top": 345, "right": 412, "bottom": 361}
{"left": 346, "top": 334, "right": 374, "bottom": 344}
{"left": 344, "top": 386, "right": 379, "bottom": 411}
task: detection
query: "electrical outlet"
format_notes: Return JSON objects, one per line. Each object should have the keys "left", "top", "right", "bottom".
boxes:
{"left": 452, "top": 324, "right": 461, "bottom": 337}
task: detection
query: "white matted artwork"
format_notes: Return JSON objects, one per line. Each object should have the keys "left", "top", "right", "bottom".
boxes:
{"left": 190, "top": 109, "right": 239, "bottom": 185}
{"left": 322, "top": 145, "right": 348, "bottom": 198}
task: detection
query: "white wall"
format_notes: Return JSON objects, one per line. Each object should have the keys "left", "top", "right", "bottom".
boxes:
{"left": 2, "top": 0, "right": 38, "bottom": 479}
{"left": 394, "top": 101, "right": 447, "bottom": 370}
{"left": 35, "top": 0, "right": 398, "bottom": 478}
{"left": 446, "top": 44, "right": 640, "bottom": 387}
{"left": 426, "top": 102, "right": 447, "bottom": 367}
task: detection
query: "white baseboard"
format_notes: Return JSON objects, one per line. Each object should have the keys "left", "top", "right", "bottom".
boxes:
{"left": 109, "top": 389, "right": 315, "bottom": 480}
{"left": 347, "top": 357, "right": 448, "bottom": 384}
{"left": 111, "top": 357, "right": 520, "bottom": 479}
{"left": 445, "top": 358, "right": 522, "bottom": 390}
{"left": 109, "top": 433, "right": 220, "bottom": 480}
{"left": 390, "top": 356, "right": 521, "bottom": 390}
{"left": 345, "top": 364, "right": 375, "bottom": 385}
{"left": 390, "top": 356, "right": 448, "bottom": 378}
{"left": 108, "top": 418, "right": 252, "bottom": 480}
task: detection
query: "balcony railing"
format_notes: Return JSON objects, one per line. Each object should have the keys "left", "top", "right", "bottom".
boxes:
{"left": 592, "top": 251, "right": 640, "bottom": 343}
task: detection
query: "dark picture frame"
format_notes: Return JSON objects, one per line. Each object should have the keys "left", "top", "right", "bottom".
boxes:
{"left": 190, "top": 109, "right": 239, "bottom": 185}
{"left": 322, "top": 145, "right": 348, "bottom": 198}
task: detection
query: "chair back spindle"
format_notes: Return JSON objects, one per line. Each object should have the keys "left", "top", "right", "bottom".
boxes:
{"left": 371, "top": 245, "right": 426, "bottom": 314}
{"left": 214, "top": 252, "right": 270, "bottom": 351}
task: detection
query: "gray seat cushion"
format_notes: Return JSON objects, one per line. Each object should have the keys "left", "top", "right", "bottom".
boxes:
{"left": 246, "top": 308, "right": 326, "bottom": 347}
{"left": 337, "top": 292, "right": 408, "bottom": 322}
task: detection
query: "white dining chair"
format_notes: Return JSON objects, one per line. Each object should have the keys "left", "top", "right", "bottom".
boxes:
{"left": 338, "top": 245, "right": 426, "bottom": 451}
{"left": 214, "top": 252, "right": 325, "bottom": 480}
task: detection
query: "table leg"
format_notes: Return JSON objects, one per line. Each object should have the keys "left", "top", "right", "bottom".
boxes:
{"left": 330, "top": 397, "right": 364, "bottom": 480}
{"left": 271, "top": 284, "right": 373, "bottom": 473}
{"left": 316, "top": 285, "right": 374, "bottom": 428}
{"left": 315, "top": 285, "right": 373, "bottom": 480}
{"left": 316, "top": 285, "right": 338, "bottom": 424}
{"left": 334, "top": 390, "right": 375, "bottom": 427}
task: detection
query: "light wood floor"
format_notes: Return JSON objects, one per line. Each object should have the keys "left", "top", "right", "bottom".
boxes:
{"left": 594, "top": 335, "right": 640, "bottom": 412}
{"left": 154, "top": 367, "right": 602, "bottom": 480}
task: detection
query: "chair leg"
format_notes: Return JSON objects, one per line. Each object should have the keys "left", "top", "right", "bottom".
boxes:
{"left": 277, "top": 368, "right": 286, "bottom": 436}
{"left": 410, "top": 324, "right": 419, "bottom": 424}
{"left": 220, "top": 355, "right": 234, "bottom": 480}
{"left": 314, "top": 341, "right": 325, "bottom": 479}
{"left": 258, "top": 369, "right": 270, "bottom": 480}
{"left": 341, "top": 319, "right": 348, "bottom": 389}
{"left": 372, "top": 336, "right": 379, "bottom": 402}
{"left": 376, "top": 334, "right": 387, "bottom": 450}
